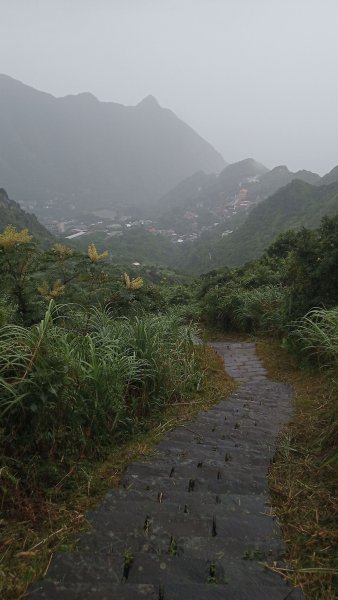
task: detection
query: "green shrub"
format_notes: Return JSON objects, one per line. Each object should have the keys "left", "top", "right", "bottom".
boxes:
{"left": 0, "top": 295, "right": 17, "bottom": 326}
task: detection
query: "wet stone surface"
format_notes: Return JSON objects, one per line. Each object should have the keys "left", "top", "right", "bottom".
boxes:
{"left": 29, "top": 342, "right": 303, "bottom": 599}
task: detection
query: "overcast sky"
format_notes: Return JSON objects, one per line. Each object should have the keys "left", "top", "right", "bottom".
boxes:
{"left": 1, "top": 0, "right": 337, "bottom": 174}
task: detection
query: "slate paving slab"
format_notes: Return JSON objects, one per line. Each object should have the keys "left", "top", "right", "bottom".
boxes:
{"left": 29, "top": 342, "right": 303, "bottom": 599}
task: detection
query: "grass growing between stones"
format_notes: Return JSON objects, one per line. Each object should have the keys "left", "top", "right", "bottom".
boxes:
{"left": 257, "top": 339, "right": 338, "bottom": 600}
{"left": 0, "top": 344, "right": 235, "bottom": 599}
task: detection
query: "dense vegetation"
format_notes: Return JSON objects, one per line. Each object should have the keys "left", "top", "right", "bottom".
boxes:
{"left": 196, "top": 213, "right": 338, "bottom": 332}
{"left": 1, "top": 304, "right": 200, "bottom": 499}
{"left": 0, "top": 225, "right": 201, "bottom": 498}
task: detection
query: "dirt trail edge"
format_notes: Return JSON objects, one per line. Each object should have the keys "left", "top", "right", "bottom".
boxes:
{"left": 29, "top": 342, "right": 303, "bottom": 599}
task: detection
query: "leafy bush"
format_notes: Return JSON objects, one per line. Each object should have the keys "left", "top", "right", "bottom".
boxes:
{"left": 198, "top": 215, "right": 338, "bottom": 338}
{"left": 286, "top": 216, "right": 338, "bottom": 320}
{"left": 0, "top": 295, "right": 17, "bottom": 327}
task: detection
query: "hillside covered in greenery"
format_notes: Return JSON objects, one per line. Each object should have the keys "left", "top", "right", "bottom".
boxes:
{"left": 0, "top": 188, "right": 53, "bottom": 245}
{"left": 72, "top": 227, "right": 179, "bottom": 269}
{"left": 154, "top": 158, "right": 320, "bottom": 235}
{"left": 178, "top": 179, "right": 338, "bottom": 273}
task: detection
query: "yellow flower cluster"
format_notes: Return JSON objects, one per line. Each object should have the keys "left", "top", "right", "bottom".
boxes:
{"left": 52, "top": 243, "right": 73, "bottom": 258}
{"left": 0, "top": 225, "right": 33, "bottom": 248}
{"left": 123, "top": 272, "right": 144, "bottom": 290}
{"left": 87, "top": 243, "right": 109, "bottom": 263}
{"left": 37, "top": 279, "right": 65, "bottom": 300}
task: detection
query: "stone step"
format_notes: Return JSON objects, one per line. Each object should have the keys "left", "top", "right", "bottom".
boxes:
{"left": 28, "top": 580, "right": 158, "bottom": 599}
{"left": 156, "top": 435, "right": 279, "bottom": 455}
{"left": 124, "top": 447, "right": 273, "bottom": 469}
{"left": 100, "top": 489, "right": 270, "bottom": 513}
{"left": 29, "top": 580, "right": 304, "bottom": 599}
{"left": 85, "top": 506, "right": 280, "bottom": 542}
{"left": 30, "top": 551, "right": 294, "bottom": 595}
{"left": 159, "top": 582, "right": 303, "bottom": 600}
{"left": 77, "top": 528, "right": 285, "bottom": 561}
{"left": 120, "top": 472, "right": 268, "bottom": 495}
{"left": 122, "top": 462, "right": 271, "bottom": 486}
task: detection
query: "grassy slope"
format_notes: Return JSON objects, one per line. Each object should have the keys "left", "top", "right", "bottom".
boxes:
{"left": 257, "top": 340, "right": 337, "bottom": 600}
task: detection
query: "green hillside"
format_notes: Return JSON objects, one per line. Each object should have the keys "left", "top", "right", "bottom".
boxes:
{"left": 155, "top": 159, "right": 320, "bottom": 236}
{"left": 178, "top": 179, "right": 338, "bottom": 273}
{"left": 0, "top": 188, "right": 53, "bottom": 244}
{"left": 72, "top": 227, "right": 178, "bottom": 268}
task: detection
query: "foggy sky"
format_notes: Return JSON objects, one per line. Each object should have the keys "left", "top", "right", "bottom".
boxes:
{"left": 1, "top": 0, "right": 338, "bottom": 175}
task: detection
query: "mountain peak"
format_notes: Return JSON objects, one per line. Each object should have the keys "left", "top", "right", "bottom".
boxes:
{"left": 219, "top": 158, "right": 269, "bottom": 179}
{"left": 321, "top": 164, "right": 338, "bottom": 186}
{"left": 137, "top": 95, "right": 160, "bottom": 109}
{"left": 62, "top": 91, "right": 99, "bottom": 105}
{"left": 271, "top": 165, "right": 290, "bottom": 173}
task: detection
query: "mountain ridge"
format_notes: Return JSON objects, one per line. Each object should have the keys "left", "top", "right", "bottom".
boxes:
{"left": 154, "top": 157, "right": 322, "bottom": 237}
{"left": 0, "top": 74, "right": 225, "bottom": 218}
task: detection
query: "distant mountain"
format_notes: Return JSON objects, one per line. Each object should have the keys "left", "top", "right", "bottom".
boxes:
{"left": 0, "top": 188, "right": 53, "bottom": 244}
{"left": 0, "top": 74, "right": 225, "bottom": 218}
{"left": 154, "top": 158, "right": 320, "bottom": 235}
{"left": 218, "top": 158, "right": 269, "bottom": 188}
{"left": 177, "top": 179, "right": 338, "bottom": 273}
{"left": 321, "top": 165, "right": 338, "bottom": 186}
{"left": 257, "top": 165, "right": 320, "bottom": 199}
{"left": 158, "top": 158, "right": 268, "bottom": 209}
{"left": 155, "top": 170, "right": 216, "bottom": 210}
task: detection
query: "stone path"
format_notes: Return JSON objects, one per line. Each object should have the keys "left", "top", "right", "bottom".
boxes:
{"left": 29, "top": 342, "right": 303, "bottom": 599}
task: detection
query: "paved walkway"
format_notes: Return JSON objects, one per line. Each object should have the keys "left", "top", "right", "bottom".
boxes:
{"left": 30, "top": 343, "right": 303, "bottom": 599}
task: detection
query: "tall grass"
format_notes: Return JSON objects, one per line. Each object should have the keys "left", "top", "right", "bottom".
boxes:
{"left": 289, "top": 307, "right": 338, "bottom": 467}
{"left": 203, "top": 284, "right": 287, "bottom": 335}
{"left": 233, "top": 285, "right": 287, "bottom": 334}
{"left": 291, "top": 307, "right": 338, "bottom": 370}
{"left": 0, "top": 302, "right": 201, "bottom": 497}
